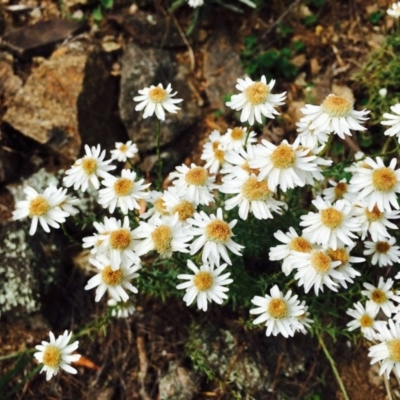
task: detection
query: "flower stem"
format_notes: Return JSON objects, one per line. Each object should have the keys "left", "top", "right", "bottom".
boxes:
{"left": 317, "top": 133, "right": 334, "bottom": 157}
{"left": 317, "top": 331, "right": 350, "bottom": 400}
{"left": 155, "top": 119, "right": 163, "bottom": 191}
{"left": 244, "top": 127, "right": 251, "bottom": 149}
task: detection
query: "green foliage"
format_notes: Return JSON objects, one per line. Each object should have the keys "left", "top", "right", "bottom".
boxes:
{"left": 303, "top": 14, "right": 318, "bottom": 27}
{"left": 369, "top": 10, "right": 383, "bottom": 25}
{"left": 241, "top": 35, "right": 305, "bottom": 80}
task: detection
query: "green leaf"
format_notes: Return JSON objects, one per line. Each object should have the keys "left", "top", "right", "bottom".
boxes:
{"left": 100, "top": 0, "right": 114, "bottom": 9}
{"left": 92, "top": 6, "right": 103, "bottom": 22}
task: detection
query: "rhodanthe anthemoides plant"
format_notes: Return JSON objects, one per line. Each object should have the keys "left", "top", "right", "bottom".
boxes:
{"left": 11, "top": 65, "right": 400, "bottom": 398}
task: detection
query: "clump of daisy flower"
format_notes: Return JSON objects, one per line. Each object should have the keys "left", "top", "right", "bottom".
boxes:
{"left": 369, "top": 319, "right": 400, "bottom": 378}
{"left": 350, "top": 157, "right": 400, "bottom": 212}
{"left": 177, "top": 260, "right": 233, "bottom": 312}
{"left": 110, "top": 141, "right": 138, "bottom": 162}
{"left": 362, "top": 277, "right": 400, "bottom": 317}
{"left": 221, "top": 126, "right": 257, "bottom": 152}
{"left": 13, "top": 186, "right": 70, "bottom": 235}
{"left": 85, "top": 255, "right": 141, "bottom": 302}
{"left": 98, "top": 169, "right": 150, "bottom": 214}
{"left": 322, "top": 179, "right": 357, "bottom": 204}
{"left": 226, "top": 75, "right": 286, "bottom": 125}
{"left": 63, "top": 145, "right": 115, "bottom": 192}
{"left": 187, "top": 208, "right": 243, "bottom": 266}
{"left": 107, "top": 298, "right": 135, "bottom": 318}
{"left": 133, "top": 83, "right": 182, "bottom": 120}
{"left": 250, "top": 285, "right": 307, "bottom": 338}
{"left": 201, "top": 130, "right": 228, "bottom": 175}
{"left": 363, "top": 237, "right": 400, "bottom": 267}
{"left": 34, "top": 330, "right": 80, "bottom": 381}
{"left": 299, "top": 93, "right": 369, "bottom": 139}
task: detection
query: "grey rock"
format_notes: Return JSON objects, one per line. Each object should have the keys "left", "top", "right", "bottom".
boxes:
{"left": 203, "top": 23, "right": 244, "bottom": 112}
{"left": 119, "top": 43, "right": 201, "bottom": 152}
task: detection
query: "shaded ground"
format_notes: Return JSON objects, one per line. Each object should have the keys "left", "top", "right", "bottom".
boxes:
{"left": 0, "top": 0, "right": 394, "bottom": 399}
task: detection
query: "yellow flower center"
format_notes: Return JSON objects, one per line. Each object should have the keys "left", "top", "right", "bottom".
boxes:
{"left": 212, "top": 141, "right": 220, "bottom": 150}
{"left": 231, "top": 127, "right": 245, "bottom": 141}
{"left": 375, "top": 241, "right": 391, "bottom": 254}
{"left": 148, "top": 87, "right": 167, "bottom": 103}
{"left": 388, "top": 339, "right": 400, "bottom": 362}
{"left": 193, "top": 271, "right": 214, "bottom": 291}
{"left": 289, "top": 237, "right": 313, "bottom": 253}
{"left": 154, "top": 197, "right": 169, "bottom": 215}
{"left": 270, "top": 144, "right": 296, "bottom": 169}
{"left": 114, "top": 178, "right": 134, "bottom": 196}
{"left": 326, "top": 248, "right": 349, "bottom": 267}
{"left": 119, "top": 144, "right": 128, "bottom": 153}
{"left": 359, "top": 314, "right": 374, "bottom": 328}
{"left": 101, "top": 266, "right": 124, "bottom": 286}
{"left": 185, "top": 167, "right": 208, "bottom": 186}
{"left": 372, "top": 168, "right": 398, "bottom": 192}
{"left": 321, "top": 94, "right": 353, "bottom": 117}
{"left": 244, "top": 82, "right": 270, "bottom": 105}
{"left": 42, "top": 345, "right": 62, "bottom": 368}
{"left": 29, "top": 196, "right": 50, "bottom": 217}
{"left": 110, "top": 229, "right": 132, "bottom": 250}
{"left": 151, "top": 225, "right": 173, "bottom": 257}
{"left": 320, "top": 207, "right": 344, "bottom": 229}
{"left": 333, "top": 182, "right": 348, "bottom": 200}
{"left": 205, "top": 219, "right": 231, "bottom": 243}
{"left": 241, "top": 161, "right": 259, "bottom": 175}
{"left": 81, "top": 158, "right": 97, "bottom": 175}
{"left": 365, "top": 205, "right": 383, "bottom": 222}
{"left": 214, "top": 148, "right": 225, "bottom": 163}
{"left": 172, "top": 200, "right": 195, "bottom": 221}
{"left": 242, "top": 176, "right": 271, "bottom": 201}
{"left": 268, "top": 298, "right": 288, "bottom": 319}
{"left": 311, "top": 251, "right": 332, "bottom": 274}
{"left": 371, "top": 289, "right": 387, "bottom": 304}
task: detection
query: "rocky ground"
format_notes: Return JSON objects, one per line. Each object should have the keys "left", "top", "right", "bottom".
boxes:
{"left": 0, "top": 0, "right": 395, "bottom": 398}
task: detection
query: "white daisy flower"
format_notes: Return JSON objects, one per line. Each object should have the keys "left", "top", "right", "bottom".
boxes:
{"left": 85, "top": 255, "right": 141, "bottom": 302}
{"left": 219, "top": 169, "right": 285, "bottom": 220}
{"left": 295, "top": 300, "right": 314, "bottom": 335}
{"left": 343, "top": 151, "right": 367, "bottom": 174}
{"left": 387, "top": 2, "right": 400, "bottom": 18}
{"left": 82, "top": 217, "right": 139, "bottom": 270}
{"left": 169, "top": 163, "right": 218, "bottom": 206}
{"left": 299, "top": 94, "right": 369, "bottom": 139}
{"left": 162, "top": 187, "right": 196, "bottom": 223}
{"left": 250, "top": 138, "right": 318, "bottom": 191}
{"left": 325, "top": 245, "right": 363, "bottom": 289}
{"left": 361, "top": 277, "right": 400, "bottom": 317}
{"left": 200, "top": 130, "right": 228, "bottom": 175}
{"left": 363, "top": 236, "right": 400, "bottom": 267}
{"left": 56, "top": 192, "right": 81, "bottom": 216}
{"left": 63, "top": 145, "right": 115, "bottom": 192}
{"left": 187, "top": 208, "right": 244, "bottom": 266}
{"left": 188, "top": 0, "right": 204, "bottom": 7}
{"left": 107, "top": 298, "right": 135, "bottom": 318}
{"left": 98, "top": 169, "right": 150, "bottom": 214}
{"left": 110, "top": 141, "right": 138, "bottom": 162}
{"left": 133, "top": 214, "right": 193, "bottom": 258}
{"left": 354, "top": 202, "right": 400, "bottom": 241}
{"left": 369, "top": 319, "right": 400, "bottom": 378}
{"left": 34, "top": 330, "right": 80, "bottom": 381}
{"left": 226, "top": 75, "right": 286, "bottom": 125}
{"left": 221, "top": 145, "right": 258, "bottom": 181}
{"left": 346, "top": 301, "right": 383, "bottom": 340}
{"left": 322, "top": 179, "right": 358, "bottom": 204}
{"left": 249, "top": 285, "right": 305, "bottom": 338}
{"left": 176, "top": 260, "right": 233, "bottom": 312}
{"left": 296, "top": 118, "right": 330, "bottom": 148}
{"left": 133, "top": 83, "right": 182, "bottom": 120}
{"left": 349, "top": 157, "right": 400, "bottom": 212}
{"left": 300, "top": 196, "right": 360, "bottom": 250}
{"left": 221, "top": 126, "right": 257, "bottom": 152}
{"left": 381, "top": 104, "right": 400, "bottom": 138}
{"left": 140, "top": 190, "right": 170, "bottom": 221}
{"left": 13, "top": 186, "right": 70, "bottom": 235}
{"left": 291, "top": 249, "right": 344, "bottom": 295}
{"left": 269, "top": 227, "right": 313, "bottom": 276}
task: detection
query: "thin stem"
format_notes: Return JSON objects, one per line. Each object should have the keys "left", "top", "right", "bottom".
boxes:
{"left": 155, "top": 118, "right": 163, "bottom": 191}
{"left": 317, "top": 331, "right": 350, "bottom": 400}
{"left": 244, "top": 127, "right": 251, "bottom": 149}
{"left": 317, "top": 133, "right": 334, "bottom": 157}
{"left": 383, "top": 371, "right": 393, "bottom": 400}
